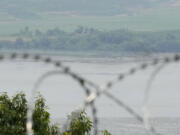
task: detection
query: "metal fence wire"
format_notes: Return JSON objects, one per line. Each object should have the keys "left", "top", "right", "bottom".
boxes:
{"left": 0, "top": 52, "right": 180, "bottom": 135}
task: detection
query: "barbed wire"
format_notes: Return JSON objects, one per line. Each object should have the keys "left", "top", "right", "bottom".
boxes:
{"left": 142, "top": 63, "right": 166, "bottom": 133}
{"left": 1, "top": 52, "right": 180, "bottom": 135}
{"left": 83, "top": 53, "right": 180, "bottom": 135}
{"left": 30, "top": 70, "right": 98, "bottom": 135}
{"left": 84, "top": 54, "right": 180, "bottom": 108}
{"left": 0, "top": 52, "right": 99, "bottom": 135}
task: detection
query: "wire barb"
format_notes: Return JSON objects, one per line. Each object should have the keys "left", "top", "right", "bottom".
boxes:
{"left": 1, "top": 52, "right": 180, "bottom": 135}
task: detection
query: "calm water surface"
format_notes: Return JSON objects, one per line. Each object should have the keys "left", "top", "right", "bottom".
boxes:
{"left": 0, "top": 55, "right": 180, "bottom": 134}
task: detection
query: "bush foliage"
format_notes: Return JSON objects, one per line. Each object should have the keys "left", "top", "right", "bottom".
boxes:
{"left": 0, "top": 92, "right": 58, "bottom": 135}
{"left": 0, "top": 92, "right": 111, "bottom": 135}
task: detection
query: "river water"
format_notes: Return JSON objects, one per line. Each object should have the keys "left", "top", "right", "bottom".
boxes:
{"left": 0, "top": 54, "right": 180, "bottom": 134}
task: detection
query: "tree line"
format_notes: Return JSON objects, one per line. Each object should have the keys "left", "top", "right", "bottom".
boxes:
{"left": 1, "top": 26, "right": 180, "bottom": 53}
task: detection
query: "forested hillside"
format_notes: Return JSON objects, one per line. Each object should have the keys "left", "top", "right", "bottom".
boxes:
{"left": 0, "top": 0, "right": 180, "bottom": 54}
{"left": 1, "top": 27, "right": 180, "bottom": 53}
